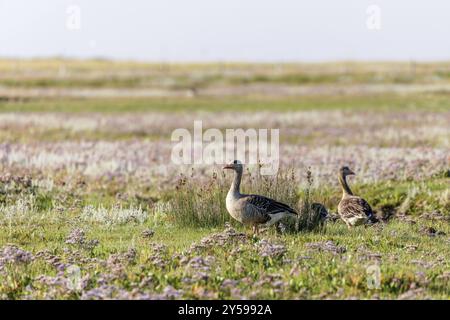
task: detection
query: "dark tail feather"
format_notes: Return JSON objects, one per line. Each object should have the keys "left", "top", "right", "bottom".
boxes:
{"left": 367, "top": 213, "right": 379, "bottom": 224}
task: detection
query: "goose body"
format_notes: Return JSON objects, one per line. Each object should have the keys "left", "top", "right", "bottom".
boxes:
{"left": 338, "top": 195, "right": 373, "bottom": 227}
{"left": 310, "top": 202, "right": 329, "bottom": 223}
{"left": 337, "top": 166, "right": 377, "bottom": 228}
{"left": 224, "top": 160, "right": 297, "bottom": 233}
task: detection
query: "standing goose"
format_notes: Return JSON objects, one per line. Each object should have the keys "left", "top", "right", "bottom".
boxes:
{"left": 223, "top": 160, "right": 298, "bottom": 234}
{"left": 337, "top": 166, "right": 377, "bottom": 228}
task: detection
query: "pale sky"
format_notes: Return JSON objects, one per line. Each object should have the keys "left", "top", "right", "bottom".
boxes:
{"left": 1, "top": 0, "right": 449, "bottom": 62}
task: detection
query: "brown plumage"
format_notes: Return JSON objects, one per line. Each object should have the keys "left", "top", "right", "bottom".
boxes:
{"left": 337, "top": 166, "right": 377, "bottom": 228}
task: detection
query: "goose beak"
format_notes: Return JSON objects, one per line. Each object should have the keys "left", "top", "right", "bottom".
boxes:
{"left": 348, "top": 170, "right": 355, "bottom": 175}
{"left": 223, "top": 164, "right": 233, "bottom": 170}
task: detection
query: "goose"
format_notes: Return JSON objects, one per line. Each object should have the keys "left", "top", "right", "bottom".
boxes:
{"left": 297, "top": 201, "right": 328, "bottom": 222}
{"left": 337, "top": 166, "right": 377, "bottom": 228}
{"left": 276, "top": 201, "right": 328, "bottom": 233}
{"left": 311, "top": 203, "right": 329, "bottom": 223}
{"left": 223, "top": 160, "right": 298, "bottom": 234}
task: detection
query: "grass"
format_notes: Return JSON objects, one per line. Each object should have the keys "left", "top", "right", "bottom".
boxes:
{"left": 1, "top": 169, "right": 448, "bottom": 299}
{"left": 1, "top": 211, "right": 449, "bottom": 299}
{"left": 1, "top": 59, "right": 450, "bottom": 89}
{"left": 165, "top": 167, "right": 305, "bottom": 229}
{"left": 1, "top": 92, "right": 450, "bottom": 113}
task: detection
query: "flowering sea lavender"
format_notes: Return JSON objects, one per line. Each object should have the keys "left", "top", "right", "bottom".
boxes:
{"left": 256, "top": 239, "right": 287, "bottom": 259}
{"left": 305, "top": 241, "right": 347, "bottom": 255}
{"left": 141, "top": 229, "right": 155, "bottom": 238}
{"left": 187, "top": 224, "right": 248, "bottom": 254}
{"left": 65, "top": 228, "right": 86, "bottom": 245}
{"left": 81, "top": 204, "right": 147, "bottom": 225}
{"left": 147, "top": 243, "right": 169, "bottom": 269}
{"left": 35, "top": 249, "right": 68, "bottom": 271}
{"left": 0, "top": 245, "right": 34, "bottom": 272}
{"left": 65, "top": 228, "right": 99, "bottom": 251}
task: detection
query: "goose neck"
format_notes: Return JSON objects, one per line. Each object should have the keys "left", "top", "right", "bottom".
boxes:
{"left": 230, "top": 169, "right": 242, "bottom": 196}
{"left": 339, "top": 173, "right": 353, "bottom": 197}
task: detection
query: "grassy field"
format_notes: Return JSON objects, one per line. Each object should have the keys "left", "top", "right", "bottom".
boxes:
{"left": 0, "top": 59, "right": 449, "bottom": 299}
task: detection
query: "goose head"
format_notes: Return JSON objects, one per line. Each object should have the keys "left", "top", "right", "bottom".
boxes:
{"left": 339, "top": 166, "right": 355, "bottom": 177}
{"left": 223, "top": 160, "right": 243, "bottom": 173}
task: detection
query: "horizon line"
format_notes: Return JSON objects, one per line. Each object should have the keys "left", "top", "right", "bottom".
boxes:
{"left": 1, "top": 55, "right": 450, "bottom": 65}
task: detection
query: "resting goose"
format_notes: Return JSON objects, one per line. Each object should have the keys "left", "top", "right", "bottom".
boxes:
{"left": 337, "top": 166, "right": 377, "bottom": 228}
{"left": 223, "top": 160, "right": 298, "bottom": 234}
{"left": 311, "top": 203, "right": 329, "bottom": 223}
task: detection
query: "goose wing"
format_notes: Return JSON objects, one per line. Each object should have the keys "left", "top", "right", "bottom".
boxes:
{"left": 244, "top": 195, "right": 298, "bottom": 216}
{"left": 339, "top": 196, "right": 373, "bottom": 220}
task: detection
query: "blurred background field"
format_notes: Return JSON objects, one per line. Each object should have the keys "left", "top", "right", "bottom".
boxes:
{"left": 0, "top": 58, "right": 448, "bottom": 218}
{"left": 1, "top": 59, "right": 448, "bottom": 181}
{"left": 1, "top": 59, "right": 450, "bottom": 101}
